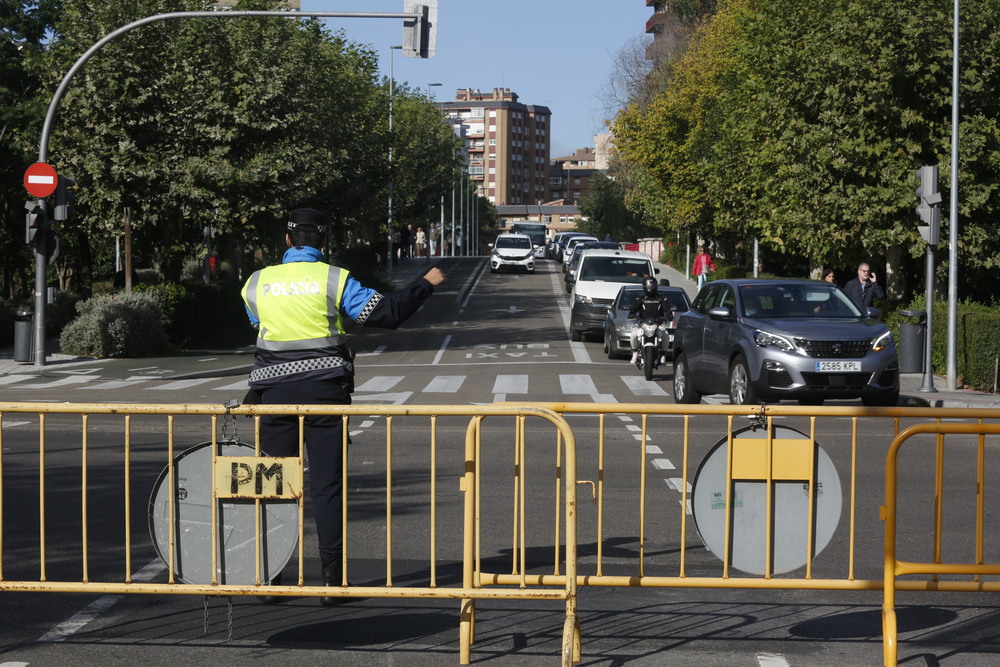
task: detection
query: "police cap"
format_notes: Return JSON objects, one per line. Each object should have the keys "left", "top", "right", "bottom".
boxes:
{"left": 287, "top": 208, "right": 329, "bottom": 233}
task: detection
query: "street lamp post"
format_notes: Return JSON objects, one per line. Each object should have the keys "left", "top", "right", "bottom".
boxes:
{"left": 427, "top": 82, "right": 441, "bottom": 98}
{"left": 388, "top": 44, "right": 402, "bottom": 287}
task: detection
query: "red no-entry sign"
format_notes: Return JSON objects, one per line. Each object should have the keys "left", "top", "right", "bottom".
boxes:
{"left": 24, "top": 162, "right": 59, "bottom": 198}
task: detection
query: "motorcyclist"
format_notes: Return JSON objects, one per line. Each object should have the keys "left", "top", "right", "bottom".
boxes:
{"left": 629, "top": 276, "right": 672, "bottom": 365}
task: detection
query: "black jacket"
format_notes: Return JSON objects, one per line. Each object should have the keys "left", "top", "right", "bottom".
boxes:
{"left": 843, "top": 278, "right": 884, "bottom": 311}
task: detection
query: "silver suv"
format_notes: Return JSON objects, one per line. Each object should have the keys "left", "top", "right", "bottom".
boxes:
{"left": 672, "top": 279, "right": 899, "bottom": 406}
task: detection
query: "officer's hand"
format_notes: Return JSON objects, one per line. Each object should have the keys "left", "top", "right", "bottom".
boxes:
{"left": 423, "top": 267, "right": 447, "bottom": 286}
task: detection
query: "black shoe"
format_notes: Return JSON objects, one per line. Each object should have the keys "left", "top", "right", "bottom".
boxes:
{"left": 258, "top": 573, "right": 283, "bottom": 604}
{"left": 321, "top": 562, "right": 352, "bottom": 606}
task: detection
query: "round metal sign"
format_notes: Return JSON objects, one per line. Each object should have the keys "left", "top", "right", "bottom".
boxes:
{"left": 148, "top": 440, "right": 299, "bottom": 585}
{"left": 691, "top": 425, "right": 842, "bottom": 576}
{"left": 23, "top": 162, "right": 58, "bottom": 198}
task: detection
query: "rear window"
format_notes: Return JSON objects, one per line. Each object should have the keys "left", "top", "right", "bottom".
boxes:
{"left": 579, "top": 257, "right": 651, "bottom": 283}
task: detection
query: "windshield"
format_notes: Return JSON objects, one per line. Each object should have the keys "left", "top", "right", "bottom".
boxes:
{"left": 579, "top": 258, "right": 651, "bottom": 282}
{"left": 496, "top": 236, "right": 532, "bottom": 250}
{"left": 739, "top": 284, "right": 862, "bottom": 318}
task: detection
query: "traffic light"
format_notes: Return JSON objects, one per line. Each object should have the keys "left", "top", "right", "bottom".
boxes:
{"left": 403, "top": 0, "right": 438, "bottom": 58}
{"left": 25, "top": 200, "right": 47, "bottom": 245}
{"left": 915, "top": 165, "right": 941, "bottom": 245}
{"left": 54, "top": 175, "right": 76, "bottom": 221}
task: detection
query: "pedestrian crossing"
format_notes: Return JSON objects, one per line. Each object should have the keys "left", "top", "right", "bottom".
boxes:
{"left": 0, "top": 371, "right": 707, "bottom": 404}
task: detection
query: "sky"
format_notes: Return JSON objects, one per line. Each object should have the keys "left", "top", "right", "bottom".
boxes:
{"left": 300, "top": 0, "right": 654, "bottom": 157}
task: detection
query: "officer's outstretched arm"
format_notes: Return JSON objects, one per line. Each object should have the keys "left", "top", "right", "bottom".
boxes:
{"left": 344, "top": 272, "right": 445, "bottom": 329}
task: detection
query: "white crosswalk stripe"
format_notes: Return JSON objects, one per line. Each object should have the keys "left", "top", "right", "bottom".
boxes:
{"left": 9, "top": 370, "right": 686, "bottom": 405}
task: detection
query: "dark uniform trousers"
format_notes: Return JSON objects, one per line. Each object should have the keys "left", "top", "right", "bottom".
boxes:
{"left": 260, "top": 378, "right": 351, "bottom": 568}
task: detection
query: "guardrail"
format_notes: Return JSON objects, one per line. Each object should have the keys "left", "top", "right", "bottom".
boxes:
{"left": 3, "top": 400, "right": 1000, "bottom": 665}
{"left": 0, "top": 402, "right": 579, "bottom": 666}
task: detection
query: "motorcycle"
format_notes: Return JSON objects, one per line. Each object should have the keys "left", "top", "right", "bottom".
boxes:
{"left": 632, "top": 317, "right": 670, "bottom": 381}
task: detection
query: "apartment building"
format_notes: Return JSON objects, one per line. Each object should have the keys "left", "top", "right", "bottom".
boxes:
{"left": 437, "top": 88, "right": 552, "bottom": 206}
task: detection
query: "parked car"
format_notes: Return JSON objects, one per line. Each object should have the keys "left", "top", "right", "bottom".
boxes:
{"left": 551, "top": 231, "right": 590, "bottom": 262}
{"left": 489, "top": 233, "right": 535, "bottom": 274}
{"left": 603, "top": 283, "right": 691, "bottom": 359}
{"left": 564, "top": 241, "right": 625, "bottom": 292}
{"left": 561, "top": 235, "right": 599, "bottom": 272}
{"left": 569, "top": 249, "right": 657, "bottom": 341}
{"left": 671, "top": 279, "right": 899, "bottom": 406}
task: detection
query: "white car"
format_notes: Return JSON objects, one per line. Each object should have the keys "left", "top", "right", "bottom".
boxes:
{"left": 489, "top": 233, "right": 536, "bottom": 274}
{"left": 561, "top": 235, "right": 599, "bottom": 271}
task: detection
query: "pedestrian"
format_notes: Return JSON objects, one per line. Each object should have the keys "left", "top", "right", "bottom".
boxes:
{"left": 821, "top": 266, "right": 836, "bottom": 284}
{"left": 429, "top": 223, "right": 439, "bottom": 257}
{"left": 241, "top": 207, "right": 446, "bottom": 605}
{"left": 692, "top": 246, "right": 716, "bottom": 290}
{"left": 843, "top": 262, "right": 884, "bottom": 311}
{"left": 443, "top": 232, "right": 450, "bottom": 256}
{"left": 415, "top": 226, "right": 427, "bottom": 258}
{"left": 404, "top": 223, "right": 414, "bottom": 259}
{"left": 455, "top": 231, "right": 463, "bottom": 256}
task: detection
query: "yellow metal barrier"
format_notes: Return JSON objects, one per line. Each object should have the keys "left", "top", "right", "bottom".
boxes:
{"left": 479, "top": 402, "right": 1000, "bottom": 666}
{"left": 882, "top": 420, "right": 1000, "bottom": 666}
{"left": 0, "top": 402, "right": 579, "bottom": 666}
{"left": 5, "top": 399, "right": 1000, "bottom": 664}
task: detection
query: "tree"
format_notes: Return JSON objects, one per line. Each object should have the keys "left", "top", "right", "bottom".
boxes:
{"left": 0, "top": 0, "right": 62, "bottom": 299}
{"left": 612, "top": 0, "right": 1000, "bottom": 299}
{"left": 37, "top": 0, "right": 388, "bottom": 285}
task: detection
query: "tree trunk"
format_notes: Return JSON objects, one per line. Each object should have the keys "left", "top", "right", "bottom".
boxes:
{"left": 885, "top": 244, "right": 906, "bottom": 301}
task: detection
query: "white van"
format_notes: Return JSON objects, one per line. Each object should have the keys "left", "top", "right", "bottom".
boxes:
{"left": 569, "top": 249, "right": 658, "bottom": 341}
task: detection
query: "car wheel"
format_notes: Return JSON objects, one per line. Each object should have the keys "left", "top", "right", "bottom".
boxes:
{"left": 798, "top": 398, "right": 824, "bottom": 406}
{"left": 728, "top": 355, "right": 757, "bottom": 405}
{"left": 643, "top": 347, "right": 655, "bottom": 381}
{"left": 673, "top": 353, "right": 700, "bottom": 404}
{"left": 604, "top": 329, "right": 614, "bottom": 358}
{"left": 490, "top": 267, "right": 496, "bottom": 273}
{"left": 862, "top": 390, "right": 899, "bottom": 407}
{"left": 570, "top": 327, "right": 582, "bottom": 342}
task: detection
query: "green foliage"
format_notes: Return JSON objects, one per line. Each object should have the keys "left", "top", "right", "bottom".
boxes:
{"left": 612, "top": 0, "right": 1000, "bottom": 299}
{"left": 885, "top": 293, "right": 1000, "bottom": 390}
{"left": 59, "top": 291, "right": 169, "bottom": 357}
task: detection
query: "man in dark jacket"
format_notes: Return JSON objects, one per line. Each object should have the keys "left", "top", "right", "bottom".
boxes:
{"left": 843, "top": 262, "right": 884, "bottom": 311}
{"left": 242, "top": 207, "right": 445, "bottom": 604}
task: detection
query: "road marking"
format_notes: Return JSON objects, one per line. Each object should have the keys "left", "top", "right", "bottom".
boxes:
{"left": 147, "top": 378, "right": 213, "bottom": 391}
{"left": 356, "top": 345, "right": 386, "bottom": 357}
{"left": 423, "top": 375, "right": 465, "bottom": 393}
{"left": 14, "top": 376, "right": 93, "bottom": 389}
{"left": 38, "top": 558, "right": 163, "bottom": 643}
{"left": 757, "top": 653, "right": 790, "bottom": 667}
{"left": 431, "top": 335, "right": 451, "bottom": 365}
{"left": 493, "top": 374, "right": 528, "bottom": 394}
{"left": 352, "top": 391, "right": 412, "bottom": 405}
{"left": 667, "top": 478, "right": 691, "bottom": 493}
{"left": 646, "top": 445, "right": 662, "bottom": 454}
{"left": 0, "top": 375, "right": 33, "bottom": 385}
{"left": 620, "top": 375, "right": 669, "bottom": 396}
{"left": 355, "top": 376, "right": 404, "bottom": 392}
{"left": 560, "top": 374, "right": 598, "bottom": 395}
{"left": 215, "top": 379, "right": 250, "bottom": 391}
{"left": 652, "top": 458, "right": 676, "bottom": 470}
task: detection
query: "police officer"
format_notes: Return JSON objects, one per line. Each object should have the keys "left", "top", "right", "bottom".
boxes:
{"left": 241, "top": 207, "right": 445, "bottom": 604}
{"left": 629, "top": 276, "right": 672, "bottom": 365}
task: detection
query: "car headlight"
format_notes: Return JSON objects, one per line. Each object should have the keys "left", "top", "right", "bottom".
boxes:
{"left": 872, "top": 330, "right": 893, "bottom": 351}
{"left": 492, "top": 250, "right": 500, "bottom": 258}
{"left": 522, "top": 252, "right": 533, "bottom": 260}
{"left": 754, "top": 329, "right": 796, "bottom": 352}
{"left": 642, "top": 323, "right": 658, "bottom": 336}
{"left": 575, "top": 294, "right": 593, "bottom": 305}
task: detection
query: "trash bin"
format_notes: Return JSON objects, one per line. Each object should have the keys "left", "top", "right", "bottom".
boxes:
{"left": 897, "top": 309, "right": 925, "bottom": 374}
{"left": 13, "top": 310, "right": 34, "bottom": 363}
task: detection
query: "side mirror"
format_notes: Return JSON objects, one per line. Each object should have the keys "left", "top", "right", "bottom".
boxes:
{"left": 865, "top": 307, "right": 881, "bottom": 319}
{"left": 654, "top": 268, "right": 661, "bottom": 274}
{"left": 708, "top": 306, "right": 733, "bottom": 321}
{"left": 659, "top": 278, "right": 670, "bottom": 287}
